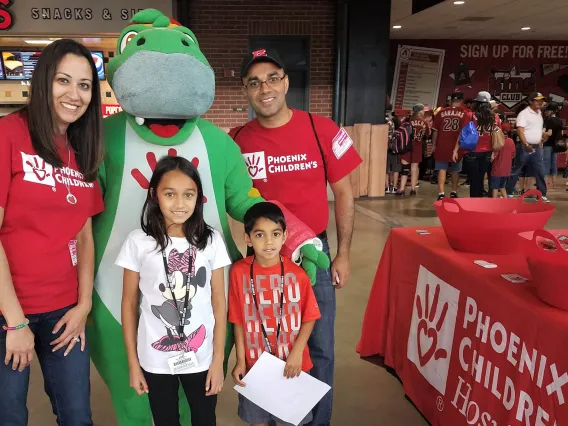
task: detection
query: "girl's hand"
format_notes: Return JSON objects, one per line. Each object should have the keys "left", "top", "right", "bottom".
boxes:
{"left": 50, "top": 303, "right": 91, "bottom": 355}
{"left": 5, "top": 326, "right": 35, "bottom": 372}
{"left": 205, "top": 359, "right": 224, "bottom": 396}
{"left": 232, "top": 361, "right": 247, "bottom": 387}
{"left": 284, "top": 348, "right": 303, "bottom": 379}
{"left": 129, "top": 365, "right": 149, "bottom": 396}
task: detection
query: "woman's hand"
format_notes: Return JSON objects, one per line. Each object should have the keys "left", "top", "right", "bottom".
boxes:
{"left": 5, "top": 326, "right": 35, "bottom": 372}
{"left": 50, "top": 302, "right": 91, "bottom": 355}
{"left": 205, "top": 359, "right": 224, "bottom": 396}
{"left": 129, "top": 364, "right": 149, "bottom": 396}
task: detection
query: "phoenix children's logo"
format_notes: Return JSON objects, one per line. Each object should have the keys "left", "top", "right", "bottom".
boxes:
{"left": 488, "top": 65, "right": 536, "bottom": 110}
{"left": 21, "top": 153, "right": 56, "bottom": 187}
{"left": 242, "top": 151, "right": 267, "bottom": 180}
{"left": 408, "top": 266, "right": 460, "bottom": 395}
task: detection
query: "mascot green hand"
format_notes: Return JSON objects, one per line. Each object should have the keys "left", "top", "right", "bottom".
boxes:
{"left": 89, "top": 9, "right": 329, "bottom": 426}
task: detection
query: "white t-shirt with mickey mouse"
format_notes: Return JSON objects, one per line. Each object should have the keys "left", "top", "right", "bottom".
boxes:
{"left": 115, "top": 229, "right": 231, "bottom": 374}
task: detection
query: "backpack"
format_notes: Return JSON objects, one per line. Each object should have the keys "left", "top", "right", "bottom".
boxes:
{"left": 459, "top": 121, "right": 479, "bottom": 151}
{"left": 389, "top": 121, "right": 413, "bottom": 154}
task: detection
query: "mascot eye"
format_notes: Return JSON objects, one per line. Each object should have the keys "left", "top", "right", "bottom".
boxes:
{"left": 182, "top": 33, "right": 195, "bottom": 45}
{"left": 119, "top": 30, "right": 138, "bottom": 53}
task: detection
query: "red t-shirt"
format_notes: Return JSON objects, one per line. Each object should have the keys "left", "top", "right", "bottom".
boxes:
{"left": 230, "top": 110, "right": 362, "bottom": 234}
{"left": 228, "top": 256, "right": 321, "bottom": 372}
{"left": 473, "top": 114, "right": 502, "bottom": 153}
{"left": 410, "top": 117, "right": 431, "bottom": 143}
{"left": 0, "top": 112, "right": 104, "bottom": 314}
{"left": 492, "top": 138, "right": 516, "bottom": 177}
{"left": 433, "top": 107, "right": 473, "bottom": 162}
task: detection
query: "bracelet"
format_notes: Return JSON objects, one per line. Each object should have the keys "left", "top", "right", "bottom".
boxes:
{"left": 2, "top": 318, "right": 29, "bottom": 331}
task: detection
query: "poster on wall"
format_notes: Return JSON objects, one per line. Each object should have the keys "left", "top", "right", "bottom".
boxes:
{"left": 391, "top": 45, "right": 445, "bottom": 111}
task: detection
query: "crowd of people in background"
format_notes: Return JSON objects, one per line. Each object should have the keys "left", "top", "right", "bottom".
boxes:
{"left": 385, "top": 90, "right": 568, "bottom": 203}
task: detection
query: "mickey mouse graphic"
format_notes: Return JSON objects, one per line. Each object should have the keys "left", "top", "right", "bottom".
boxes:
{"left": 151, "top": 248, "right": 207, "bottom": 353}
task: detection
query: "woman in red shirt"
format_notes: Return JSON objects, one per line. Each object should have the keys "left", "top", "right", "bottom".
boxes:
{"left": 462, "top": 91, "right": 500, "bottom": 198}
{"left": 0, "top": 40, "right": 104, "bottom": 425}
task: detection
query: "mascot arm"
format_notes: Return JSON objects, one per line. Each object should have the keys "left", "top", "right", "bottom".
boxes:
{"left": 223, "top": 134, "right": 265, "bottom": 222}
{"left": 97, "top": 159, "right": 107, "bottom": 198}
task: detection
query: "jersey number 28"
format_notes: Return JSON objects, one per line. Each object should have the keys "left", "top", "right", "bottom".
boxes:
{"left": 443, "top": 118, "right": 460, "bottom": 131}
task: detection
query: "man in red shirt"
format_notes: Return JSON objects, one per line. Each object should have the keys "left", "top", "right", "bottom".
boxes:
{"left": 398, "top": 104, "right": 430, "bottom": 196}
{"left": 230, "top": 48, "right": 361, "bottom": 426}
{"left": 432, "top": 92, "right": 473, "bottom": 200}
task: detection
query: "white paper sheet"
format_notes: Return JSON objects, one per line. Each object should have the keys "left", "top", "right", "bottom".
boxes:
{"left": 233, "top": 352, "right": 331, "bottom": 425}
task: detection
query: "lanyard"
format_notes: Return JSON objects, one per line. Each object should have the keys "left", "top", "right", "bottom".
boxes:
{"left": 249, "top": 256, "right": 285, "bottom": 355}
{"left": 162, "top": 247, "right": 195, "bottom": 342}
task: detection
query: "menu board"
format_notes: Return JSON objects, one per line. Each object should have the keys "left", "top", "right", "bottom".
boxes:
{"left": 391, "top": 45, "right": 445, "bottom": 110}
{"left": 2, "top": 51, "right": 41, "bottom": 80}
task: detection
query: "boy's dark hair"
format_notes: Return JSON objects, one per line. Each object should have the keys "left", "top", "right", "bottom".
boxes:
{"left": 22, "top": 39, "right": 103, "bottom": 182}
{"left": 244, "top": 202, "right": 287, "bottom": 235}
{"left": 141, "top": 156, "right": 213, "bottom": 252}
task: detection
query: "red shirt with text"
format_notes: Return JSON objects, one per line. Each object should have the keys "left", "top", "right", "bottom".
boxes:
{"left": 0, "top": 112, "right": 104, "bottom": 314}
{"left": 433, "top": 107, "right": 473, "bottom": 162}
{"left": 230, "top": 110, "right": 362, "bottom": 234}
{"left": 228, "top": 256, "right": 321, "bottom": 372}
{"left": 473, "top": 114, "right": 502, "bottom": 153}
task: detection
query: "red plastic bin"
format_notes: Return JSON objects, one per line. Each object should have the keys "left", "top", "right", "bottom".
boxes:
{"left": 524, "top": 230, "right": 568, "bottom": 311}
{"left": 434, "top": 190, "right": 555, "bottom": 254}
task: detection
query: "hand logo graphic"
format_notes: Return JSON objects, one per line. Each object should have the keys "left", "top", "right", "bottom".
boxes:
{"left": 131, "top": 150, "right": 207, "bottom": 202}
{"left": 245, "top": 154, "right": 264, "bottom": 178}
{"left": 26, "top": 157, "right": 50, "bottom": 181}
{"left": 415, "top": 284, "right": 448, "bottom": 367}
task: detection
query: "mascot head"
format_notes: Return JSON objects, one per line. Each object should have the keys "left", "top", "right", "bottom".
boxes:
{"left": 108, "top": 9, "right": 214, "bottom": 140}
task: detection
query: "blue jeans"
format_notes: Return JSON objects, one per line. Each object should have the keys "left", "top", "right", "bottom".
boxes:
{"left": 543, "top": 145, "right": 558, "bottom": 176}
{"left": 306, "top": 238, "right": 335, "bottom": 426}
{"left": 0, "top": 304, "right": 92, "bottom": 426}
{"left": 507, "top": 145, "right": 547, "bottom": 196}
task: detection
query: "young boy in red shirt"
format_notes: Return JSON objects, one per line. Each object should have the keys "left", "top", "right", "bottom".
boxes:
{"left": 491, "top": 123, "right": 516, "bottom": 198}
{"left": 229, "top": 202, "right": 321, "bottom": 426}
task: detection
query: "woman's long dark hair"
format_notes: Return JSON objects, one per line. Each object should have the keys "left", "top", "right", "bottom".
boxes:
{"left": 141, "top": 156, "right": 213, "bottom": 252}
{"left": 22, "top": 39, "right": 103, "bottom": 182}
{"left": 474, "top": 101, "right": 495, "bottom": 130}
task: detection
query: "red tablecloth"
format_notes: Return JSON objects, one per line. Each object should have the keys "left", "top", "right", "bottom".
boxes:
{"left": 357, "top": 227, "right": 568, "bottom": 426}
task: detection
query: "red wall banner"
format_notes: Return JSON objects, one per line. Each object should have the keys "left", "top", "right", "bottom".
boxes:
{"left": 392, "top": 40, "right": 568, "bottom": 119}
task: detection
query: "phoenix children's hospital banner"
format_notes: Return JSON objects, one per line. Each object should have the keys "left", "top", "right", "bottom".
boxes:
{"left": 391, "top": 40, "right": 568, "bottom": 119}
{"left": 404, "top": 266, "right": 568, "bottom": 426}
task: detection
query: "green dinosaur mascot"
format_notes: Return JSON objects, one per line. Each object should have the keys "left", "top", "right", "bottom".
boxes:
{"left": 89, "top": 9, "right": 329, "bottom": 426}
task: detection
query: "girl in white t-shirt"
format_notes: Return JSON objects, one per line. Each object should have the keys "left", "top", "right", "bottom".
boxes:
{"left": 116, "top": 156, "right": 231, "bottom": 426}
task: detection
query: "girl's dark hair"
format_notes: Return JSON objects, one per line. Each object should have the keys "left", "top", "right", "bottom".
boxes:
{"left": 244, "top": 202, "right": 287, "bottom": 235}
{"left": 474, "top": 101, "right": 495, "bottom": 129}
{"left": 141, "top": 156, "right": 213, "bottom": 252}
{"left": 22, "top": 39, "right": 103, "bottom": 182}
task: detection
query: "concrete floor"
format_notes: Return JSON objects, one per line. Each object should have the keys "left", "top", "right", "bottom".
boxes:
{"left": 26, "top": 177, "right": 568, "bottom": 426}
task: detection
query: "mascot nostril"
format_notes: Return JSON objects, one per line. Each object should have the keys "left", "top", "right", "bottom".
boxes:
{"left": 182, "top": 39, "right": 189, "bottom": 47}
{"left": 137, "top": 37, "right": 146, "bottom": 46}
{"left": 159, "top": 283, "right": 165, "bottom": 292}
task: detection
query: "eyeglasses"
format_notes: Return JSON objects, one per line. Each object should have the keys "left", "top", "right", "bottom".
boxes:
{"left": 244, "top": 74, "right": 287, "bottom": 90}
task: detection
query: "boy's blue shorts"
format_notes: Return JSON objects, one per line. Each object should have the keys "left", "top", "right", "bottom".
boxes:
{"left": 238, "top": 393, "right": 313, "bottom": 426}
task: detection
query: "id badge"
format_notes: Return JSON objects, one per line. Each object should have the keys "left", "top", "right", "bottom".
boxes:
{"left": 167, "top": 351, "right": 198, "bottom": 375}
{"left": 68, "top": 240, "right": 78, "bottom": 266}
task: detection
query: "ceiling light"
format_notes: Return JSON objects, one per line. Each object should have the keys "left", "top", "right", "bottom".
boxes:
{"left": 393, "top": 25, "right": 402, "bottom": 29}
{"left": 521, "top": 27, "right": 531, "bottom": 30}
{"left": 24, "top": 39, "right": 56, "bottom": 45}
{"left": 454, "top": 1, "right": 465, "bottom": 4}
